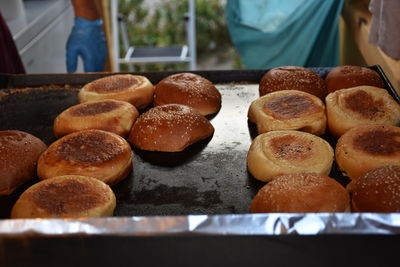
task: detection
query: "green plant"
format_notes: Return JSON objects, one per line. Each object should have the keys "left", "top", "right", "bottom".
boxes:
{"left": 118, "top": 0, "right": 242, "bottom": 71}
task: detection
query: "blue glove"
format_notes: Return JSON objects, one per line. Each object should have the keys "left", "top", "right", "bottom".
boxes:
{"left": 66, "top": 17, "right": 106, "bottom": 73}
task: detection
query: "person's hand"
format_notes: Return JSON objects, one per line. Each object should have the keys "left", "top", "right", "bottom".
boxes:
{"left": 66, "top": 17, "right": 106, "bottom": 73}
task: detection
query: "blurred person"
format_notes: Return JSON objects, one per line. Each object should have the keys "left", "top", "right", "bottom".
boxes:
{"left": 0, "top": 0, "right": 106, "bottom": 74}
{"left": 67, "top": 0, "right": 106, "bottom": 73}
{"left": 0, "top": 12, "right": 25, "bottom": 74}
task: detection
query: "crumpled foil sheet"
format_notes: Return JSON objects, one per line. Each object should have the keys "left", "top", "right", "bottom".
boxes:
{"left": 1, "top": 213, "right": 400, "bottom": 236}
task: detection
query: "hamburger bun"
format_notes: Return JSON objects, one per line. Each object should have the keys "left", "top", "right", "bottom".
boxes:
{"left": 154, "top": 72, "right": 222, "bottom": 116}
{"left": 347, "top": 165, "right": 400, "bottom": 212}
{"left": 37, "top": 129, "right": 132, "bottom": 186}
{"left": 325, "top": 65, "right": 385, "bottom": 93}
{"left": 259, "top": 66, "right": 327, "bottom": 99}
{"left": 247, "top": 130, "right": 334, "bottom": 182}
{"left": 248, "top": 90, "right": 326, "bottom": 136}
{"left": 11, "top": 175, "right": 116, "bottom": 218}
{"left": 129, "top": 104, "right": 214, "bottom": 152}
{"left": 53, "top": 99, "right": 139, "bottom": 138}
{"left": 0, "top": 130, "right": 47, "bottom": 195}
{"left": 250, "top": 172, "right": 350, "bottom": 213}
{"left": 325, "top": 86, "right": 400, "bottom": 137}
{"left": 335, "top": 125, "right": 400, "bottom": 180}
{"left": 78, "top": 74, "right": 155, "bottom": 109}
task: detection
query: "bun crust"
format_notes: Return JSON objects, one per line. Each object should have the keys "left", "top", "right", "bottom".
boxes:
{"left": 78, "top": 74, "right": 155, "bottom": 109}
{"left": 259, "top": 66, "right": 327, "bottom": 99}
{"left": 11, "top": 175, "right": 116, "bottom": 218}
{"left": 250, "top": 172, "right": 350, "bottom": 213}
{"left": 53, "top": 99, "right": 139, "bottom": 138}
{"left": 154, "top": 72, "right": 222, "bottom": 116}
{"left": 347, "top": 165, "right": 400, "bottom": 212}
{"left": 325, "top": 86, "right": 400, "bottom": 137}
{"left": 129, "top": 104, "right": 214, "bottom": 152}
{"left": 247, "top": 130, "right": 334, "bottom": 182}
{"left": 248, "top": 90, "right": 326, "bottom": 135}
{"left": 325, "top": 65, "right": 385, "bottom": 93}
{"left": 37, "top": 129, "right": 132, "bottom": 185}
{"left": 335, "top": 125, "right": 400, "bottom": 180}
{"left": 0, "top": 130, "right": 47, "bottom": 195}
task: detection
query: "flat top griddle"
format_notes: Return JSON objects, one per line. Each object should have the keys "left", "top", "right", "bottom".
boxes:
{"left": 0, "top": 66, "right": 398, "bottom": 219}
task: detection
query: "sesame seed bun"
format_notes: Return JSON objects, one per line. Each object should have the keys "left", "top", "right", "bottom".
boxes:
{"left": 37, "top": 129, "right": 132, "bottom": 186}
{"left": 335, "top": 125, "right": 400, "bottom": 180}
{"left": 53, "top": 99, "right": 139, "bottom": 138}
{"left": 325, "top": 65, "right": 385, "bottom": 93}
{"left": 347, "top": 165, "right": 400, "bottom": 212}
{"left": 325, "top": 86, "right": 400, "bottom": 137}
{"left": 129, "top": 104, "right": 214, "bottom": 152}
{"left": 154, "top": 73, "right": 222, "bottom": 116}
{"left": 78, "top": 74, "right": 155, "bottom": 110}
{"left": 250, "top": 172, "right": 350, "bottom": 213}
{"left": 248, "top": 90, "right": 326, "bottom": 136}
{"left": 247, "top": 130, "right": 334, "bottom": 182}
{"left": 0, "top": 130, "right": 47, "bottom": 195}
{"left": 258, "top": 66, "right": 327, "bottom": 99}
{"left": 11, "top": 175, "right": 116, "bottom": 219}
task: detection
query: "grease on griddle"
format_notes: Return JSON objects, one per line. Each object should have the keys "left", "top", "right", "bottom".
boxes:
{"left": 132, "top": 184, "right": 222, "bottom": 208}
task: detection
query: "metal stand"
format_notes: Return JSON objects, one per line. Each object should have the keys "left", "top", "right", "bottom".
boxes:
{"left": 110, "top": 0, "right": 197, "bottom": 72}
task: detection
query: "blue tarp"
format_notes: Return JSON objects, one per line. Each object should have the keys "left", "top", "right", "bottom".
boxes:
{"left": 226, "top": 0, "right": 344, "bottom": 69}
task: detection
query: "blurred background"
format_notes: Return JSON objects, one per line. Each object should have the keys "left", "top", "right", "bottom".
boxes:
{"left": 1, "top": 0, "right": 399, "bottom": 92}
{"left": 115, "top": 0, "right": 240, "bottom": 71}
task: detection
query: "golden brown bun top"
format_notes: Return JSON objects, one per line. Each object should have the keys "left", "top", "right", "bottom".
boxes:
{"left": 259, "top": 66, "right": 327, "bottom": 99}
{"left": 338, "top": 124, "right": 400, "bottom": 157}
{"left": 0, "top": 130, "right": 47, "bottom": 195}
{"left": 129, "top": 104, "right": 214, "bottom": 152}
{"left": 250, "top": 172, "right": 349, "bottom": 213}
{"left": 0, "top": 130, "right": 47, "bottom": 166}
{"left": 154, "top": 72, "right": 221, "bottom": 115}
{"left": 46, "top": 129, "right": 128, "bottom": 166}
{"left": 325, "top": 65, "right": 385, "bottom": 93}
{"left": 263, "top": 90, "right": 324, "bottom": 120}
{"left": 347, "top": 165, "right": 400, "bottom": 212}
{"left": 83, "top": 74, "right": 146, "bottom": 94}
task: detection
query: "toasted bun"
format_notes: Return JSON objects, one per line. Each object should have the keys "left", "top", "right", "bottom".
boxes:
{"left": 78, "top": 74, "right": 155, "bottom": 109}
{"left": 248, "top": 90, "right": 326, "bottom": 136}
{"left": 0, "top": 130, "right": 47, "bottom": 195}
{"left": 335, "top": 125, "right": 400, "bottom": 180}
{"left": 325, "top": 65, "right": 385, "bottom": 93}
{"left": 325, "top": 86, "right": 400, "bottom": 137}
{"left": 347, "top": 165, "right": 400, "bottom": 212}
{"left": 37, "top": 129, "right": 132, "bottom": 185}
{"left": 154, "top": 72, "right": 222, "bottom": 116}
{"left": 250, "top": 172, "right": 350, "bottom": 213}
{"left": 11, "top": 175, "right": 116, "bottom": 218}
{"left": 53, "top": 99, "right": 139, "bottom": 138}
{"left": 259, "top": 66, "right": 327, "bottom": 99}
{"left": 247, "top": 130, "right": 334, "bottom": 182}
{"left": 129, "top": 104, "right": 214, "bottom": 152}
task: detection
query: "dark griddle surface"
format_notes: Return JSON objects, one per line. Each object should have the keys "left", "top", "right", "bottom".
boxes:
{"left": 0, "top": 67, "right": 397, "bottom": 219}
{"left": 0, "top": 83, "right": 267, "bottom": 218}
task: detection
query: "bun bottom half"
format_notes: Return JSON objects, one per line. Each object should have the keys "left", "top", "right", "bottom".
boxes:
{"left": 11, "top": 175, "right": 116, "bottom": 219}
{"left": 247, "top": 130, "right": 334, "bottom": 182}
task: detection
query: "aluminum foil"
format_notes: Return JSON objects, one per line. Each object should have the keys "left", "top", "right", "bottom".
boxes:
{"left": 1, "top": 213, "right": 400, "bottom": 236}
{"left": 1, "top": 69, "right": 400, "bottom": 238}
